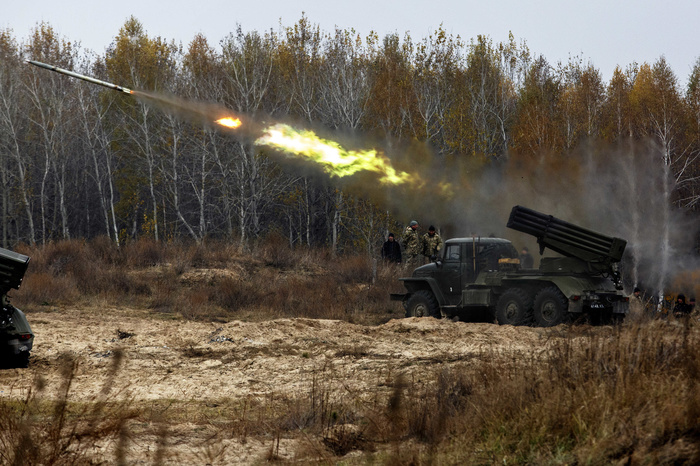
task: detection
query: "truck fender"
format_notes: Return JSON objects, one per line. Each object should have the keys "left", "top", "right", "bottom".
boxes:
{"left": 398, "top": 277, "right": 447, "bottom": 306}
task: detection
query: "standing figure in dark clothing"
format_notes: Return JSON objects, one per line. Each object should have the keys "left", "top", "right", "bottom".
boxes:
{"left": 382, "top": 233, "right": 402, "bottom": 264}
{"left": 673, "top": 294, "right": 692, "bottom": 318}
{"left": 519, "top": 246, "right": 534, "bottom": 269}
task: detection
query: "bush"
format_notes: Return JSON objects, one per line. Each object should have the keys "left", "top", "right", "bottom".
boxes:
{"left": 123, "top": 238, "right": 164, "bottom": 267}
{"left": 10, "top": 238, "right": 401, "bottom": 324}
{"left": 13, "top": 271, "right": 79, "bottom": 307}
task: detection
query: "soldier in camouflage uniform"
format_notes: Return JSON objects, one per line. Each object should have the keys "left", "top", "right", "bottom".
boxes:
{"left": 422, "top": 225, "right": 443, "bottom": 262}
{"left": 401, "top": 220, "right": 422, "bottom": 267}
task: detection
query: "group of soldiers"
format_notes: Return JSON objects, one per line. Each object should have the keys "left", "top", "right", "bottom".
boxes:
{"left": 381, "top": 220, "right": 443, "bottom": 267}
{"left": 628, "top": 287, "right": 697, "bottom": 320}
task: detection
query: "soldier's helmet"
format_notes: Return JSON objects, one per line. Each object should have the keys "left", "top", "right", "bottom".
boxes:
{"left": 428, "top": 225, "right": 436, "bottom": 232}
{"left": 409, "top": 220, "right": 418, "bottom": 227}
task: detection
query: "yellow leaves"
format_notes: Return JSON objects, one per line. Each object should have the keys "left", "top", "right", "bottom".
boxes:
{"left": 628, "top": 60, "right": 684, "bottom": 140}
{"left": 105, "top": 17, "right": 177, "bottom": 91}
{"left": 183, "top": 34, "right": 217, "bottom": 80}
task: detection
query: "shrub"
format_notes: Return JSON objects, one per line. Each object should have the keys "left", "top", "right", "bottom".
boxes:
{"left": 123, "top": 238, "right": 164, "bottom": 267}
{"left": 13, "top": 271, "right": 79, "bottom": 307}
{"left": 256, "top": 232, "right": 298, "bottom": 269}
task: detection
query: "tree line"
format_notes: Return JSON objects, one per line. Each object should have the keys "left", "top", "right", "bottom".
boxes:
{"left": 1, "top": 16, "right": 698, "bottom": 254}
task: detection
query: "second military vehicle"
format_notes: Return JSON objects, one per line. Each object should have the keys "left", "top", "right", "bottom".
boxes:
{"left": 391, "top": 206, "right": 629, "bottom": 326}
{"left": 1, "top": 247, "right": 33, "bottom": 368}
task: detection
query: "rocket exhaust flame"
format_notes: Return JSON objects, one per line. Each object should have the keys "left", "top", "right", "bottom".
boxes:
{"left": 26, "top": 60, "right": 451, "bottom": 194}
{"left": 28, "top": 60, "right": 247, "bottom": 131}
{"left": 255, "top": 123, "right": 415, "bottom": 186}
{"left": 216, "top": 117, "right": 242, "bottom": 128}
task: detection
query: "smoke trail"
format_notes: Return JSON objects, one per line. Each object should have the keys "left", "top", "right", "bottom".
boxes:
{"left": 133, "top": 91, "right": 698, "bottom": 297}
{"left": 441, "top": 140, "right": 698, "bottom": 296}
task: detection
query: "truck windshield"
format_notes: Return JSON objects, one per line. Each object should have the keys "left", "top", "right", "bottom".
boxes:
{"left": 444, "top": 244, "right": 461, "bottom": 261}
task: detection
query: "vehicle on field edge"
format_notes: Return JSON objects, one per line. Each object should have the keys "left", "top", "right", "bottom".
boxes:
{"left": 1, "top": 247, "right": 33, "bottom": 368}
{"left": 391, "top": 206, "right": 629, "bottom": 327}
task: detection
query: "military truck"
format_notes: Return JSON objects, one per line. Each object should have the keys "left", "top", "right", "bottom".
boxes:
{"left": 391, "top": 206, "right": 629, "bottom": 326}
{"left": 1, "top": 247, "right": 33, "bottom": 368}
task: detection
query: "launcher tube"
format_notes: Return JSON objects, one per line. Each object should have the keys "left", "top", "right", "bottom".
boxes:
{"left": 27, "top": 60, "right": 133, "bottom": 95}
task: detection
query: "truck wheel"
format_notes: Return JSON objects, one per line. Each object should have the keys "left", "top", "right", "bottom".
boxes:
{"left": 15, "top": 352, "right": 30, "bottom": 368}
{"left": 496, "top": 288, "right": 533, "bottom": 325}
{"left": 533, "top": 287, "right": 568, "bottom": 327}
{"left": 0, "top": 352, "right": 29, "bottom": 369}
{"left": 405, "top": 290, "right": 440, "bottom": 318}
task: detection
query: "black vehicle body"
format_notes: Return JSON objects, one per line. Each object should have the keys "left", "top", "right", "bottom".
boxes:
{"left": 391, "top": 206, "right": 629, "bottom": 326}
{"left": 0, "top": 247, "right": 33, "bottom": 367}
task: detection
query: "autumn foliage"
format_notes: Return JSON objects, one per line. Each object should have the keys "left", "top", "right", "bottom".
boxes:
{"left": 0, "top": 17, "right": 698, "bottom": 254}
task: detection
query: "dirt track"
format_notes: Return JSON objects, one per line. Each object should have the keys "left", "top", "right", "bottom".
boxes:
{"left": 0, "top": 306, "right": 559, "bottom": 463}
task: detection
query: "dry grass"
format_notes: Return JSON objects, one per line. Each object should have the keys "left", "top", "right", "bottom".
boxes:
{"left": 11, "top": 238, "right": 401, "bottom": 325}
{"left": 5, "top": 238, "right": 700, "bottom": 463}
{"left": 2, "top": 324, "right": 699, "bottom": 464}
{"left": 0, "top": 350, "right": 140, "bottom": 465}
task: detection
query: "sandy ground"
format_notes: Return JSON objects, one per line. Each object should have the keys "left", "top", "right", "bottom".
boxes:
{"left": 0, "top": 306, "right": 559, "bottom": 463}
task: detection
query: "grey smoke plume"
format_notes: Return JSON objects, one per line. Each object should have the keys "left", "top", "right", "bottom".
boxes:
{"left": 134, "top": 91, "right": 697, "bottom": 297}
{"left": 398, "top": 140, "right": 698, "bottom": 296}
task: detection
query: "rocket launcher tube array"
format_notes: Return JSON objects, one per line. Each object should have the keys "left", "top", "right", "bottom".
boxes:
{"left": 26, "top": 60, "right": 133, "bottom": 95}
{"left": 507, "top": 205, "right": 627, "bottom": 263}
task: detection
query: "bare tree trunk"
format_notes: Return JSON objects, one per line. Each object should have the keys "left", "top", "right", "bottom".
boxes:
{"left": 166, "top": 115, "right": 199, "bottom": 242}
{"left": 332, "top": 190, "right": 343, "bottom": 254}
{"left": 0, "top": 151, "right": 7, "bottom": 247}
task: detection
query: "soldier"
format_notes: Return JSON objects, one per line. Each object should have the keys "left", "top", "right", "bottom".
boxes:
{"left": 401, "top": 220, "right": 422, "bottom": 267}
{"left": 381, "top": 233, "right": 402, "bottom": 264}
{"left": 519, "top": 246, "right": 534, "bottom": 269}
{"left": 673, "top": 294, "right": 692, "bottom": 318}
{"left": 422, "top": 225, "right": 443, "bottom": 261}
{"left": 628, "top": 287, "right": 645, "bottom": 321}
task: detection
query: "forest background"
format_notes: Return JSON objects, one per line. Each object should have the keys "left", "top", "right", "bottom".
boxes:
{"left": 1, "top": 15, "right": 698, "bottom": 260}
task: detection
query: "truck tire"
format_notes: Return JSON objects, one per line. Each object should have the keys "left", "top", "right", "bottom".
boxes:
{"left": 405, "top": 290, "right": 440, "bottom": 318}
{"left": 533, "top": 286, "right": 568, "bottom": 327}
{"left": 0, "top": 351, "right": 29, "bottom": 369}
{"left": 14, "top": 352, "right": 30, "bottom": 368}
{"left": 496, "top": 288, "right": 533, "bottom": 326}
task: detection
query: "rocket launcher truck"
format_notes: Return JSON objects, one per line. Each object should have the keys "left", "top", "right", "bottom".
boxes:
{"left": 391, "top": 205, "right": 630, "bottom": 326}
{"left": 0, "top": 247, "right": 33, "bottom": 367}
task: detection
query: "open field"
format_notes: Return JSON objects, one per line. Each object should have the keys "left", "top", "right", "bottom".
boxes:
{"left": 1, "top": 305, "right": 552, "bottom": 463}
{"left": 3, "top": 306, "right": 700, "bottom": 464}
{"left": 1, "top": 239, "right": 699, "bottom": 464}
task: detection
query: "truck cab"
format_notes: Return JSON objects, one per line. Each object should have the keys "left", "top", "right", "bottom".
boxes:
{"left": 409, "top": 238, "right": 518, "bottom": 305}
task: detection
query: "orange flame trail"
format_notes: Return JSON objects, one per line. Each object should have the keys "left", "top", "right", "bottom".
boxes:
{"left": 216, "top": 117, "right": 242, "bottom": 128}
{"left": 255, "top": 123, "right": 415, "bottom": 186}
{"left": 213, "top": 118, "right": 454, "bottom": 197}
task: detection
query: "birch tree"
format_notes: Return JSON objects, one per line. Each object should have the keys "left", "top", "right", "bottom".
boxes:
{"left": 601, "top": 66, "right": 634, "bottom": 142}
{"left": 24, "top": 23, "right": 78, "bottom": 242}
{"left": 221, "top": 27, "right": 295, "bottom": 243}
{"left": 558, "top": 59, "right": 604, "bottom": 149}
{"left": 683, "top": 59, "right": 700, "bottom": 209}
{"left": 366, "top": 33, "right": 417, "bottom": 140}
{"left": 511, "top": 55, "right": 563, "bottom": 155}
{"left": 105, "top": 17, "right": 177, "bottom": 241}
{"left": 0, "top": 31, "right": 36, "bottom": 245}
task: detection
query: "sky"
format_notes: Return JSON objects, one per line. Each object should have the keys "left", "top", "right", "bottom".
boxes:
{"left": 4, "top": 0, "right": 700, "bottom": 86}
